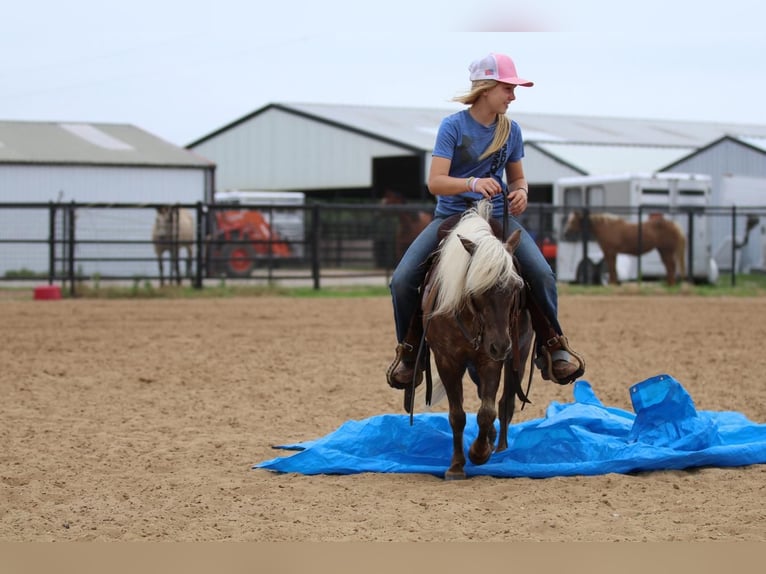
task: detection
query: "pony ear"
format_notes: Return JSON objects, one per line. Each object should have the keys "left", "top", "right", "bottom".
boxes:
{"left": 505, "top": 229, "right": 522, "bottom": 253}
{"left": 458, "top": 234, "right": 476, "bottom": 255}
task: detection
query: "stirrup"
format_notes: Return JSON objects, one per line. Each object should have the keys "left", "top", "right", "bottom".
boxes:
{"left": 536, "top": 335, "right": 585, "bottom": 385}
{"left": 387, "top": 342, "right": 418, "bottom": 389}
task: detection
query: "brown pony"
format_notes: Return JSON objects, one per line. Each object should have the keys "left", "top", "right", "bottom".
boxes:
{"left": 421, "top": 200, "right": 533, "bottom": 480}
{"left": 563, "top": 211, "right": 686, "bottom": 285}
{"left": 381, "top": 189, "right": 433, "bottom": 264}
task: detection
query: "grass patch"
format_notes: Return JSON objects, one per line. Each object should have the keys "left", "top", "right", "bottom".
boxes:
{"left": 34, "top": 282, "right": 391, "bottom": 300}
{"left": 4, "top": 274, "right": 766, "bottom": 300}
{"left": 558, "top": 272, "right": 766, "bottom": 297}
{"left": 70, "top": 283, "right": 294, "bottom": 299}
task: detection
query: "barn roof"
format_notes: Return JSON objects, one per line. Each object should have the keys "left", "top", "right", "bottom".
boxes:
{"left": 0, "top": 121, "right": 214, "bottom": 168}
{"left": 191, "top": 102, "right": 766, "bottom": 148}
{"left": 189, "top": 102, "right": 766, "bottom": 175}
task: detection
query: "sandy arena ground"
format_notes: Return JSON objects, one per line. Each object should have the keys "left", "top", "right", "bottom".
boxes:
{"left": 1, "top": 293, "right": 765, "bottom": 542}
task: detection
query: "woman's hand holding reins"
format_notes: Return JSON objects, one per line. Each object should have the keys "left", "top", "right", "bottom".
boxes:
{"left": 508, "top": 187, "right": 528, "bottom": 216}
{"left": 473, "top": 177, "right": 502, "bottom": 199}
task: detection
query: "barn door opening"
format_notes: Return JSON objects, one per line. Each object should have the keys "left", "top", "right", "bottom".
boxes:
{"left": 372, "top": 155, "right": 424, "bottom": 200}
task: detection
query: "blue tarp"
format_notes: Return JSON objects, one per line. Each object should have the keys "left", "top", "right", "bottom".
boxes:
{"left": 254, "top": 374, "right": 766, "bottom": 478}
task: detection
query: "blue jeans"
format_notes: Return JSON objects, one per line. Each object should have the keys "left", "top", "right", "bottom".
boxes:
{"left": 389, "top": 215, "right": 563, "bottom": 344}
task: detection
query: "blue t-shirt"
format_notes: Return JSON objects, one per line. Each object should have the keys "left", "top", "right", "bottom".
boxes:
{"left": 431, "top": 109, "right": 525, "bottom": 219}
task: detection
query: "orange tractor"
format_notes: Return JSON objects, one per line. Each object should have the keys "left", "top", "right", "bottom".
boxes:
{"left": 207, "top": 207, "right": 293, "bottom": 278}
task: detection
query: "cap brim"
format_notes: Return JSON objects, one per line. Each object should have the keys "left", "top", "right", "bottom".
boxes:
{"left": 498, "top": 77, "right": 534, "bottom": 87}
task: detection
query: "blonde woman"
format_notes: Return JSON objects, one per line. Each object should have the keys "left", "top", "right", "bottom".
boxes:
{"left": 387, "top": 53, "right": 585, "bottom": 405}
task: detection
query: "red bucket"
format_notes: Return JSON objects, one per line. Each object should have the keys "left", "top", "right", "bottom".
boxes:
{"left": 34, "top": 285, "right": 62, "bottom": 300}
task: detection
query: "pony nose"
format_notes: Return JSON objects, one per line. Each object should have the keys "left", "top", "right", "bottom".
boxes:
{"left": 488, "top": 341, "right": 511, "bottom": 361}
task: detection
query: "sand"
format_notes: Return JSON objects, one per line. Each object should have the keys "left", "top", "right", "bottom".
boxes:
{"left": 1, "top": 293, "right": 765, "bottom": 541}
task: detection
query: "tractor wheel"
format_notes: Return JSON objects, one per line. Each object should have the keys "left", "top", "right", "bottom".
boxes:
{"left": 221, "top": 243, "right": 256, "bottom": 278}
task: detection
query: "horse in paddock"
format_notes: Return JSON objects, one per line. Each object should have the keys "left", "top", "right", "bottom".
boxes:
{"left": 380, "top": 189, "right": 433, "bottom": 264}
{"left": 152, "top": 206, "right": 194, "bottom": 286}
{"left": 563, "top": 211, "right": 686, "bottom": 286}
{"left": 421, "top": 200, "right": 533, "bottom": 480}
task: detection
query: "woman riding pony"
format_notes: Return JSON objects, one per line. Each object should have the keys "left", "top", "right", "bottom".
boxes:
{"left": 386, "top": 52, "right": 585, "bottom": 401}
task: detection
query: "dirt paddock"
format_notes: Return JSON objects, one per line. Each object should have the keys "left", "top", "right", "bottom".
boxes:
{"left": 1, "top": 293, "right": 765, "bottom": 542}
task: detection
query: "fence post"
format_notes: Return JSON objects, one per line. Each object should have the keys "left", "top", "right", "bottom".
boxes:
{"left": 311, "top": 203, "right": 321, "bottom": 290}
{"left": 637, "top": 205, "right": 643, "bottom": 285}
{"left": 194, "top": 201, "right": 205, "bottom": 289}
{"left": 48, "top": 202, "right": 56, "bottom": 286}
{"left": 686, "top": 211, "right": 694, "bottom": 281}
{"left": 730, "top": 205, "right": 737, "bottom": 287}
{"left": 67, "top": 201, "right": 77, "bottom": 297}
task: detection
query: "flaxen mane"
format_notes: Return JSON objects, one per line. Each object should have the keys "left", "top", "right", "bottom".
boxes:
{"left": 429, "top": 200, "right": 523, "bottom": 317}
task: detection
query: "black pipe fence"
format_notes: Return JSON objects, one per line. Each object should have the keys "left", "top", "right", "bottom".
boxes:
{"left": 1, "top": 201, "right": 764, "bottom": 293}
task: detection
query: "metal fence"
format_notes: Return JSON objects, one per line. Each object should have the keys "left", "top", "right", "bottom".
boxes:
{"left": 0, "top": 201, "right": 440, "bottom": 292}
{"left": 1, "top": 201, "right": 764, "bottom": 293}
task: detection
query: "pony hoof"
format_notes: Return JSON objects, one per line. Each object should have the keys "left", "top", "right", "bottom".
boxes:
{"left": 468, "top": 446, "right": 492, "bottom": 466}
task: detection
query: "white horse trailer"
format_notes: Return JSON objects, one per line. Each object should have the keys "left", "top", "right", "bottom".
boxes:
{"left": 553, "top": 173, "right": 718, "bottom": 284}
{"left": 714, "top": 175, "right": 766, "bottom": 273}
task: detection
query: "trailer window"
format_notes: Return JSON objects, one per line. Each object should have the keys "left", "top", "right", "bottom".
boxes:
{"left": 563, "top": 187, "right": 583, "bottom": 208}
{"left": 641, "top": 188, "right": 669, "bottom": 195}
{"left": 586, "top": 185, "right": 605, "bottom": 207}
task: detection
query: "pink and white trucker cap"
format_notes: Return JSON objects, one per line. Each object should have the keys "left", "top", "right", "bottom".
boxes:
{"left": 468, "top": 53, "right": 534, "bottom": 87}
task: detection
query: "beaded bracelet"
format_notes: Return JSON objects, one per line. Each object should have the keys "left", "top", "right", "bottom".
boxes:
{"left": 466, "top": 177, "right": 475, "bottom": 191}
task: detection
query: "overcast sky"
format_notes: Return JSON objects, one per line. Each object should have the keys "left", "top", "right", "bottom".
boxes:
{"left": 2, "top": 0, "right": 765, "bottom": 147}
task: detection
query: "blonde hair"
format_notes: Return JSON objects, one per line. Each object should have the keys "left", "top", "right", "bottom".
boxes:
{"left": 453, "top": 80, "right": 510, "bottom": 161}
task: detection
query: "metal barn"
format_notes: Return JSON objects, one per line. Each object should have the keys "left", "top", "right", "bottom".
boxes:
{"left": 187, "top": 102, "right": 766, "bottom": 206}
{"left": 0, "top": 121, "right": 216, "bottom": 278}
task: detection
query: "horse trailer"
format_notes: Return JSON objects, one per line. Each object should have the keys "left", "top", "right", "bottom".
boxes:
{"left": 553, "top": 173, "right": 719, "bottom": 285}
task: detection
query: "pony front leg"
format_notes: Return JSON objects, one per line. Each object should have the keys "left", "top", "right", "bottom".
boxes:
{"left": 469, "top": 395, "right": 497, "bottom": 466}
{"left": 497, "top": 368, "right": 517, "bottom": 453}
{"left": 184, "top": 247, "right": 193, "bottom": 281}
{"left": 440, "top": 369, "right": 468, "bottom": 480}
{"left": 469, "top": 364, "right": 501, "bottom": 466}
{"left": 604, "top": 252, "right": 619, "bottom": 285}
{"left": 172, "top": 250, "right": 182, "bottom": 285}
{"left": 158, "top": 253, "right": 166, "bottom": 287}
{"left": 658, "top": 249, "right": 677, "bottom": 286}
{"left": 446, "top": 406, "right": 467, "bottom": 480}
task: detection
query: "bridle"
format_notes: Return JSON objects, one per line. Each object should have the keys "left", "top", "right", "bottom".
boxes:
{"left": 454, "top": 296, "right": 483, "bottom": 351}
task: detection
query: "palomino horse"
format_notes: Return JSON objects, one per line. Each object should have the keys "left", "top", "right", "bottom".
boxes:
{"left": 421, "top": 200, "right": 533, "bottom": 480}
{"left": 563, "top": 211, "right": 686, "bottom": 286}
{"left": 380, "top": 189, "right": 433, "bottom": 264}
{"left": 152, "top": 206, "right": 194, "bottom": 286}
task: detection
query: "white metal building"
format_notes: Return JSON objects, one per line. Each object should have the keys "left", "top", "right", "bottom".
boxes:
{"left": 0, "top": 120, "right": 216, "bottom": 204}
{"left": 0, "top": 120, "right": 216, "bottom": 278}
{"left": 187, "top": 102, "right": 766, "bottom": 204}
